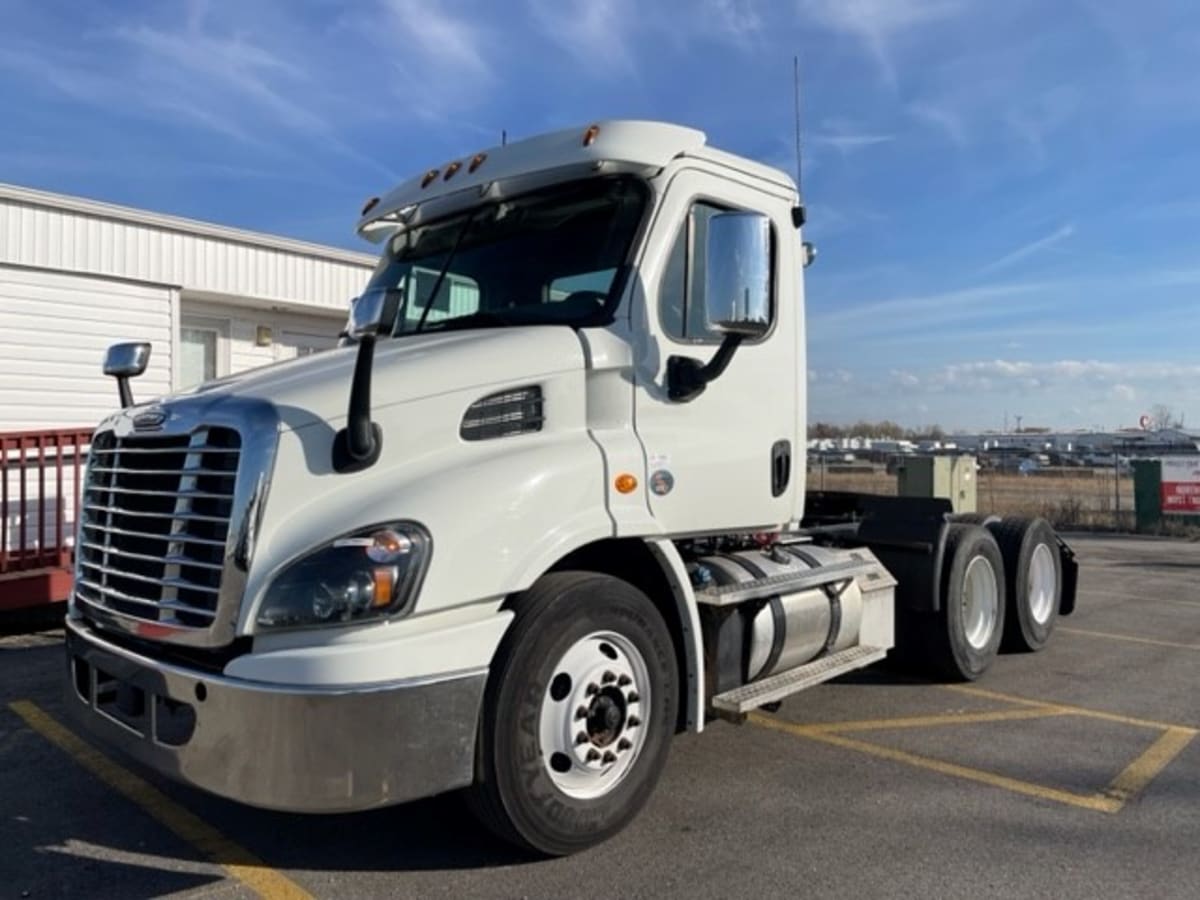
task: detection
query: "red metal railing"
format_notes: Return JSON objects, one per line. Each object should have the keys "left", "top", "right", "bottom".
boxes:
{"left": 1, "top": 429, "right": 93, "bottom": 607}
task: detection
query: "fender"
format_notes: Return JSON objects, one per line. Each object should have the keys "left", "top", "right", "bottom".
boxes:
{"left": 644, "top": 538, "right": 705, "bottom": 733}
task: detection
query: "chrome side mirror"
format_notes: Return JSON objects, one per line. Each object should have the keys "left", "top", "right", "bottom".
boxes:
{"left": 703, "top": 212, "right": 772, "bottom": 338}
{"left": 103, "top": 342, "right": 151, "bottom": 408}
{"left": 347, "top": 287, "right": 404, "bottom": 338}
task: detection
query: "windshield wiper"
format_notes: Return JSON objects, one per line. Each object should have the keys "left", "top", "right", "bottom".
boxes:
{"left": 419, "top": 311, "right": 514, "bottom": 333}
{"left": 413, "top": 207, "right": 480, "bottom": 334}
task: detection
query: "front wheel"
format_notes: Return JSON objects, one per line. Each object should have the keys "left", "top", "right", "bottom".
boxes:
{"left": 466, "top": 572, "right": 677, "bottom": 856}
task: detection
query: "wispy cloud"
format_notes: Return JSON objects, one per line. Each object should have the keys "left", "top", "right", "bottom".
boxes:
{"left": 528, "top": 0, "right": 636, "bottom": 74}
{"left": 908, "top": 101, "right": 968, "bottom": 146}
{"left": 798, "top": 0, "right": 963, "bottom": 87}
{"left": 979, "top": 223, "right": 1075, "bottom": 273}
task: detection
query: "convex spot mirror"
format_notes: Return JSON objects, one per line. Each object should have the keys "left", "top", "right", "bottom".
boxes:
{"left": 103, "top": 342, "right": 151, "bottom": 378}
{"left": 347, "top": 287, "right": 404, "bottom": 338}
{"left": 704, "top": 211, "right": 772, "bottom": 338}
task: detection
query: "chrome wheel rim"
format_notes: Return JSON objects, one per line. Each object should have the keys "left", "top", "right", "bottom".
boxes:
{"left": 962, "top": 556, "right": 999, "bottom": 650}
{"left": 538, "top": 630, "right": 650, "bottom": 800}
{"left": 1027, "top": 543, "right": 1057, "bottom": 625}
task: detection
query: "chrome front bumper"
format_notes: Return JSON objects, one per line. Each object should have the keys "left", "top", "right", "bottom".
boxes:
{"left": 64, "top": 617, "right": 486, "bottom": 812}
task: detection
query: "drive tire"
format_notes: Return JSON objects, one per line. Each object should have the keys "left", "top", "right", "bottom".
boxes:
{"left": 926, "top": 524, "right": 1006, "bottom": 681}
{"left": 989, "top": 517, "right": 1061, "bottom": 652}
{"left": 466, "top": 571, "right": 677, "bottom": 856}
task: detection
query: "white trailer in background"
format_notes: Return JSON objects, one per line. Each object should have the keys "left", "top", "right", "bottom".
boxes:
{"left": 64, "top": 121, "right": 1077, "bottom": 855}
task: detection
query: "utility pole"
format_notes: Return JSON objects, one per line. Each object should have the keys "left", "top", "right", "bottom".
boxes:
{"left": 1015, "top": 415, "right": 1023, "bottom": 434}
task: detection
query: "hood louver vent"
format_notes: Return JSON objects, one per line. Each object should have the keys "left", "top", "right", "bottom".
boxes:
{"left": 461, "top": 386, "right": 544, "bottom": 441}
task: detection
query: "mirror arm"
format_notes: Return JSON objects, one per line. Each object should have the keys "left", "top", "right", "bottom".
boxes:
{"left": 116, "top": 377, "right": 134, "bottom": 409}
{"left": 332, "top": 335, "right": 383, "bottom": 473}
{"left": 666, "top": 333, "right": 745, "bottom": 403}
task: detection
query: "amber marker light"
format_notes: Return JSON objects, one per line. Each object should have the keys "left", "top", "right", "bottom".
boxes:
{"left": 360, "top": 196, "right": 380, "bottom": 216}
{"left": 443, "top": 160, "right": 462, "bottom": 181}
{"left": 420, "top": 169, "right": 439, "bottom": 188}
{"left": 371, "top": 567, "right": 396, "bottom": 607}
{"left": 582, "top": 124, "right": 601, "bottom": 147}
{"left": 468, "top": 152, "right": 487, "bottom": 172}
{"left": 615, "top": 473, "right": 638, "bottom": 494}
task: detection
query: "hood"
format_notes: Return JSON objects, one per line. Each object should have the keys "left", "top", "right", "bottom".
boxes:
{"left": 173, "top": 326, "right": 587, "bottom": 432}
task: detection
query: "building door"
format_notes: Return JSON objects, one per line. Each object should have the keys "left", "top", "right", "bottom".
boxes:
{"left": 179, "top": 316, "right": 229, "bottom": 389}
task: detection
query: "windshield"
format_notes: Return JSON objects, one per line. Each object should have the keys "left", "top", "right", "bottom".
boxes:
{"left": 365, "top": 176, "right": 647, "bottom": 335}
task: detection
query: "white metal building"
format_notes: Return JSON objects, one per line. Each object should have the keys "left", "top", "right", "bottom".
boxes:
{"left": 0, "top": 182, "right": 376, "bottom": 431}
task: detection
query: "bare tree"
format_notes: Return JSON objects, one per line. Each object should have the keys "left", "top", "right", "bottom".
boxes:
{"left": 1150, "top": 404, "right": 1181, "bottom": 430}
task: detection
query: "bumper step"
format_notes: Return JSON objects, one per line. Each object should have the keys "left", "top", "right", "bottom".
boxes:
{"left": 711, "top": 644, "right": 888, "bottom": 714}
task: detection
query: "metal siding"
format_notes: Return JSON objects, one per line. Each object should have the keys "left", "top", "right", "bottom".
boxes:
{"left": 0, "top": 196, "right": 374, "bottom": 313}
{"left": 0, "top": 265, "right": 173, "bottom": 429}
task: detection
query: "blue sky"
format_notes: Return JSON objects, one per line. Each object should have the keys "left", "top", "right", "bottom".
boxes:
{"left": 2, "top": 0, "right": 1198, "bottom": 430}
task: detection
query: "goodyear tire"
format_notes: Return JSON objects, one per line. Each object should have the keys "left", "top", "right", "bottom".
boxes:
{"left": 466, "top": 571, "right": 677, "bottom": 856}
{"left": 989, "top": 517, "right": 1061, "bottom": 652}
{"left": 927, "top": 524, "right": 1006, "bottom": 681}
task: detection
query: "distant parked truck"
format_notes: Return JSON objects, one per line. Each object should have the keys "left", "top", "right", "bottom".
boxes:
{"left": 64, "top": 121, "right": 1077, "bottom": 855}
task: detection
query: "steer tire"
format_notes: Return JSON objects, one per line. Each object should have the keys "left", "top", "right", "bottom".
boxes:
{"left": 988, "top": 517, "right": 1061, "bottom": 653}
{"left": 925, "top": 524, "right": 1006, "bottom": 681}
{"left": 465, "top": 571, "right": 677, "bottom": 856}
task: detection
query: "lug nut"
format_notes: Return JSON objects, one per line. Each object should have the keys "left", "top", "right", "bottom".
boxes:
{"left": 575, "top": 732, "right": 589, "bottom": 745}
{"left": 586, "top": 748, "right": 601, "bottom": 762}
{"left": 602, "top": 671, "right": 616, "bottom": 684}
{"left": 617, "top": 738, "right": 632, "bottom": 751}
{"left": 586, "top": 683, "right": 599, "bottom": 696}
{"left": 617, "top": 674, "right": 631, "bottom": 687}
{"left": 627, "top": 715, "right": 641, "bottom": 728}
{"left": 626, "top": 691, "right": 639, "bottom": 704}
{"left": 575, "top": 705, "right": 588, "bottom": 720}
{"left": 602, "top": 751, "right": 617, "bottom": 764}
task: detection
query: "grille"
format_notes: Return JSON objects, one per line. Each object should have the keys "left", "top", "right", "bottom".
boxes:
{"left": 76, "top": 427, "right": 241, "bottom": 630}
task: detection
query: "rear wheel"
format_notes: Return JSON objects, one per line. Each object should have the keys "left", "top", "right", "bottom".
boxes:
{"left": 466, "top": 571, "right": 677, "bottom": 856}
{"left": 926, "top": 524, "right": 1006, "bottom": 680}
{"left": 990, "top": 517, "right": 1061, "bottom": 652}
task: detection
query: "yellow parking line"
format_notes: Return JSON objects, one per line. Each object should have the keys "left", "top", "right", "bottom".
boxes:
{"left": 750, "top": 713, "right": 1120, "bottom": 813}
{"left": 756, "top": 706, "right": 1064, "bottom": 735}
{"left": 943, "top": 684, "right": 1199, "bottom": 733}
{"left": 1103, "top": 727, "right": 1197, "bottom": 805}
{"left": 1058, "top": 626, "right": 1200, "bottom": 652}
{"left": 8, "top": 700, "right": 312, "bottom": 900}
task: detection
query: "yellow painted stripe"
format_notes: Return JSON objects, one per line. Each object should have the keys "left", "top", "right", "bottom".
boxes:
{"left": 766, "top": 706, "right": 1064, "bottom": 735}
{"left": 1059, "top": 626, "right": 1200, "bottom": 652}
{"left": 1104, "top": 727, "right": 1197, "bottom": 805}
{"left": 9, "top": 700, "right": 312, "bottom": 900}
{"left": 750, "top": 712, "right": 1121, "bottom": 813}
{"left": 943, "top": 684, "right": 1199, "bottom": 733}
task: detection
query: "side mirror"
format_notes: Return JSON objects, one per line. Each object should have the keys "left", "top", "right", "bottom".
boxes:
{"left": 704, "top": 211, "right": 772, "bottom": 338}
{"left": 103, "top": 342, "right": 151, "bottom": 408}
{"left": 347, "top": 286, "right": 403, "bottom": 338}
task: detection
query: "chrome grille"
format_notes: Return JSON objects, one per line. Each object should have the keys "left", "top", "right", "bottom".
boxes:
{"left": 76, "top": 427, "right": 241, "bottom": 630}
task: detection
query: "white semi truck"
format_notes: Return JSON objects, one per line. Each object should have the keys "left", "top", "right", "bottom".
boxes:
{"left": 65, "top": 121, "right": 1077, "bottom": 855}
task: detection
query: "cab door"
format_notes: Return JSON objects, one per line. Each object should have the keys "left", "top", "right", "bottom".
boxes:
{"left": 632, "top": 167, "right": 800, "bottom": 534}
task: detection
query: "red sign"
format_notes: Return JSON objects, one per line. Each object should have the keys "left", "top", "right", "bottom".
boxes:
{"left": 1161, "top": 458, "right": 1200, "bottom": 515}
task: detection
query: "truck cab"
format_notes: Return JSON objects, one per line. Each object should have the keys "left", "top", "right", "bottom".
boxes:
{"left": 65, "top": 121, "right": 1073, "bottom": 856}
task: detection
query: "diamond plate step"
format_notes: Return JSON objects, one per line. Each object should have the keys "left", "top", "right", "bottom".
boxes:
{"left": 694, "top": 558, "right": 877, "bottom": 607}
{"left": 711, "top": 645, "right": 888, "bottom": 714}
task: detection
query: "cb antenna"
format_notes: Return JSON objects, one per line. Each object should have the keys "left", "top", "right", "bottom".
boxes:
{"left": 791, "top": 54, "right": 807, "bottom": 229}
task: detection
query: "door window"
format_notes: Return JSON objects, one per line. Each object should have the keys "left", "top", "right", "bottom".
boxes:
{"left": 180, "top": 327, "right": 218, "bottom": 387}
{"left": 660, "top": 202, "right": 727, "bottom": 342}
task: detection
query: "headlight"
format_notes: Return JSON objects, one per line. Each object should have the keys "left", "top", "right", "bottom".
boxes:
{"left": 256, "top": 522, "right": 431, "bottom": 630}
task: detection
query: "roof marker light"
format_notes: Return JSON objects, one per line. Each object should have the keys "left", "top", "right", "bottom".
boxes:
{"left": 360, "top": 196, "right": 381, "bottom": 216}
{"left": 468, "top": 152, "right": 487, "bottom": 173}
{"left": 420, "top": 169, "right": 439, "bottom": 188}
{"left": 582, "top": 124, "right": 600, "bottom": 147}
{"left": 443, "top": 160, "right": 462, "bottom": 181}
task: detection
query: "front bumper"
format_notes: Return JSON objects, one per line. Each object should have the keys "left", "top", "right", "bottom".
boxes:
{"left": 64, "top": 617, "right": 486, "bottom": 812}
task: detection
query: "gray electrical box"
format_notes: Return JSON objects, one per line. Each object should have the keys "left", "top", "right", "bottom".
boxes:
{"left": 897, "top": 455, "right": 977, "bottom": 513}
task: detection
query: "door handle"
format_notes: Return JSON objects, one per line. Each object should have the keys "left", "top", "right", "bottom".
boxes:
{"left": 771, "top": 440, "right": 791, "bottom": 497}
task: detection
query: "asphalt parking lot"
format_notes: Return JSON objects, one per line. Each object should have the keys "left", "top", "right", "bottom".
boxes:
{"left": 2, "top": 533, "right": 1197, "bottom": 900}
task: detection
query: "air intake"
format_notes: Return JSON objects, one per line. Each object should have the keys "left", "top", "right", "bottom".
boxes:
{"left": 460, "top": 386, "right": 544, "bottom": 441}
